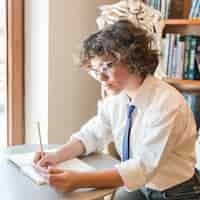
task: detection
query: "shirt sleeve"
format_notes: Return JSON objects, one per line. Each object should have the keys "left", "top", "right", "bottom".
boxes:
{"left": 71, "top": 100, "right": 113, "bottom": 155}
{"left": 115, "top": 106, "right": 188, "bottom": 191}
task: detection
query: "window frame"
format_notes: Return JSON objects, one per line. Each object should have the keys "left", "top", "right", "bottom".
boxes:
{"left": 7, "top": 0, "right": 24, "bottom": 145}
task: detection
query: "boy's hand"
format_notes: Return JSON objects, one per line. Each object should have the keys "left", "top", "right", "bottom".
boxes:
{"left": 43, "top": 168, "right": 80, "bottom": 192}
{"left": 33, "top": 151, "right": 59, "bottom": 167}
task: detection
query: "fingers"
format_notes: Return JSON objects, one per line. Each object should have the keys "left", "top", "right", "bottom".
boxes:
{"left": 33, "top": 151, "right": 45, "bottom": 164}
{"left": 33, "top": 152, "right": 41, "bottom": 164}
{"left": 48, "top": 173, "right": 67, "bottom": 190}
{"left": 36, "top": 153, "right": 58, "bottom": 167}
{"left": 39, "top": 168, "right": 64, "bottom": 185}
{"left": 47, "top": 169, "right": 65, "bottom": 184}
{"left": 44, "top": 170, "right": 75, "bottom": 192}
{"left": 32, "top": 163, "right": 49, "bottom": 175}
{"left": 37, "top": 156, "right": 53, "bottom": 167}
{"left": 48, "top": 168, "right": 64, "bottom": 174}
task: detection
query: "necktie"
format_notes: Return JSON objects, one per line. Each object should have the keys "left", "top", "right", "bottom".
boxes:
{"left": 122, "top": 105, "right": 136, "bottom": 161}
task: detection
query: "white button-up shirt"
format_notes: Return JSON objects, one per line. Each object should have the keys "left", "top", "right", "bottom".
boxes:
{"left": 71, "top": 75, "right": 196, "bottom": 191}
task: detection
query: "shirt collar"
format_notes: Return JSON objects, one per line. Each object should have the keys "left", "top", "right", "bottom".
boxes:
{"left": 124, "top": 75, "right": 157, "bottom": 112}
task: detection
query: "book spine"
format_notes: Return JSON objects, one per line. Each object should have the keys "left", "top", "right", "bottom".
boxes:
{"left": 165, "top": 34, "right": 170, "bottom": 77}
{"left": 188, "top": 37, "right": 197, "bottom": 80}
{"left": 176, "top": 41, "right": 185, "bottom": 79}
{"left": 195, "top": 96, "right": 200, "bottom": 129}
{"left": 161, "top": 38, "right": 167, "bottom": 76}
{"left": 191, "top": 95, "right": 196, "bottom": 115}
{"left": 198, "top": 7, "right": 200, "bottom": 18}
{"left": 184, "top": 36, "right": 191, "bottom": 79}
{"left": 193, "top": 1, "right": 200, "bottom": 18}
{"left": 188, "top": 49, "right": 196, "bottom": 79}
{"left": 154, "top": 0, "right": 158, "bottom": 9}
{"left": 163, "top": 34, "right": 171, "bottom": 76}
{"left": 165, "top": 0, "right": 169, "bottom": 18}
{"left": 172, "top": 34, "right": 180, "bottom": 78}
{"left": 161, "top": 0, "right": 166, "bottom": 18}
{"left": 168, "top": 34, "right": 175, "bottom": 78}
{"left": 189, "top": 0, "right": 197, "bottom": 18}
{"left": 166, "top": 0, "right": 171, "bottom": 18}
{"left": 172, "top": 47, "right": 177, "bottom": 78}
{"left": 185, "top": 95, "right": 194, "bottom": 113}
{"left": 157, "top": 0, "right": 161, "bottom": 11}
{"left": 153, "top": 0, "right": 157, "bottom": 9}
{"left": 195, "top": 41, "right": 200, "bottom": 80}
{"left": 184, "top": 94, "right": 198, "bottom": 128}
{"left": 164, "top": 0, "right": 167, "bottom": 17}
{"left": 150, "top": 0, "right": 155, "bottom": 8}
{"left": 183, "top": 94, "right": 188, "bottom": 110}
{"left": 196, "top": 41, "right": 200, "bottom": 80}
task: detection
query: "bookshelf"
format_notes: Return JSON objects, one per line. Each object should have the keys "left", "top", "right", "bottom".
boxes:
{"left": 148, "top": 0, "right": 200, "bottom": 166}
{"left": 164, "top": 19, "right": 200, "bottom": 25}
{"left": 164, "top": 78, "right": 200, "bottom": 94}
{"left": 161, "top": 18, "right": 200, "bottom": 92}
{"left": 161, "top": 15, "right": 200, "bottom": 94}
{"left": 163, "top": 19, "right": 200, "bottom": 36}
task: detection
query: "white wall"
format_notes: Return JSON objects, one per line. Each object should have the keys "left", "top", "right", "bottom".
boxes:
{"left": 48, "top": 0, "right": 118, "bottom": 144}
{"left": 25, "top": 0, "right": 49, "bottom": 144}
{"left": 25, "top": 0, "right": 118, "bottom": 144}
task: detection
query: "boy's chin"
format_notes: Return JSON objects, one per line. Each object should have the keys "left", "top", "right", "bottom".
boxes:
{"left": 105, "top": 88, "right": 122, "bottom": 96}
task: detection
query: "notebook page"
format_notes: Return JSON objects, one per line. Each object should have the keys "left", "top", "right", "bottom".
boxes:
{"left": 7, "top": 151, "right": 95, "bottom": 185}
{"left": 21, "top": 165, "right": 47, "bottom": 184}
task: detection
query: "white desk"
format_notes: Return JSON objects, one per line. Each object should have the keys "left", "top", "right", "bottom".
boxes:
{"left": 0, "top": 145, "right": 119, "bottom": 200}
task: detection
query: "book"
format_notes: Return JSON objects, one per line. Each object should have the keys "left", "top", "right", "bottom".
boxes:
{"left": 171, "top": 46, "right": 177, "bottom": 78}
{"left": 188, "top": 37, "right": 197, "bottom": 80}
{"left": 161, "top": 37, "right": 168, "bottom": 76}
{"left": 176, "top": 41, "right": 185, "bottom": 79}
{"left": 196, "top": 53, "right": 200, "bottom": 72}
{"left": 189, "top": 0, "right": 198, "bottom": 18}
{"left": 167, "top": 34, "right": 175, "bottom": 77}
{"left": 7, "top": 150, "right": 95, "bottom": 185}
{"left": 193, "top": 0, "right": 200, "bottom": 18}
{"left": 168, "top": 0, "right": 184, "bottom": 19}
{"left": 161, "top": 0, "right": 166, "bottom": 18}
{"left": 184, "top": 36, "right": 192, "bottom": 79}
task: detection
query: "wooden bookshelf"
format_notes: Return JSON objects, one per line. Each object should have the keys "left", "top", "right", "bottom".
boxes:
{"left": 164, "top": 79, "right": 200, "bottom": 94}
{"left": 163, "top": 19, "right": 200, "bottom": 26}
{"left": 161, "top": 18, "right": 200, "bottom": 94}
{"left": 162, "top": 19, "right": 200, "bottom": 36}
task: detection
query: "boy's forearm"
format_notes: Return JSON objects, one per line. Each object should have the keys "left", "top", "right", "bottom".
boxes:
{"left": 57, "top": 138, "right": 86, "bottom": 162}
{"left": 77, "top": 168, "right": 124, "bottom": 189}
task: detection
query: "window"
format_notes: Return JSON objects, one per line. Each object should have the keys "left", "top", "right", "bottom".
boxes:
{"left": 0, "top": 0, "right": 24, "bottom": 147}
{"left": 0, "top": 0, "right": 7, "bottom": 147}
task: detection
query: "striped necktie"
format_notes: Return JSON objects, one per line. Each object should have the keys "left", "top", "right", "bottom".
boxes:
{"left": 122, "top": 105, "right": 136, "bottom": 161}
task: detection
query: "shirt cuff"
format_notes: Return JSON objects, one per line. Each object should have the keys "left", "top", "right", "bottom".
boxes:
{"left": 115, "top": 158, "right": 147, "bottom": 191}
{"left": 70, "top": 132, "right": 96, "bottom": 156}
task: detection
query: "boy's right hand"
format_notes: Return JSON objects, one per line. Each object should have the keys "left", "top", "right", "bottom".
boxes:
{"left": 33, "top": 151, "right": 59, "bottom": 167}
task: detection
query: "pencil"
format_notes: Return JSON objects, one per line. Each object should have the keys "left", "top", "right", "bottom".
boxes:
{"left": 37, "top": 121, "right": 44, "bottom": 155}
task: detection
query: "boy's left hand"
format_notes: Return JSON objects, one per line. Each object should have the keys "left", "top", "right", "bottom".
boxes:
{"left": 43, "top": 168, "right": 80, "bottom": 192}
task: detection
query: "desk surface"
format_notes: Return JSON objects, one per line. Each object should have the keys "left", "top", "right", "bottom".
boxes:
{"left": 0, "top": 145, "right": 119, "bottom": 200}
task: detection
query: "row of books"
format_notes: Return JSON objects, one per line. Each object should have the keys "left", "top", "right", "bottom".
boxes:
{"left": 146, "top": 0, "right": 171, "bottom": 19}
{"left": 189, "top": 0, "right": 200, "bottom": 19}
{"left": 146, "top": 0, "right": 200, "bottom": 19}
{"left": 183, "top": 94, "right": 200, "bottom": 129}
{"left": 162, "top": 34, "right": 200, "bottom": 80}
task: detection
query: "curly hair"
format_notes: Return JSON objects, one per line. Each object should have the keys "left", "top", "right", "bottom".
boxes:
{"left": 79, "top": 19, "right": 159, "bottom": 76}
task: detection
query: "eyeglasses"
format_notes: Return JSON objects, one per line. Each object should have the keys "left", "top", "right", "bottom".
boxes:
{"left": 87, "top": 61, "right": 114, "bottom": 80}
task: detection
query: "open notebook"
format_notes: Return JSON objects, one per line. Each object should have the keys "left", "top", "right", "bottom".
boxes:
{"left": 7, "top": 150, "right": 95, "bottom": 185}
